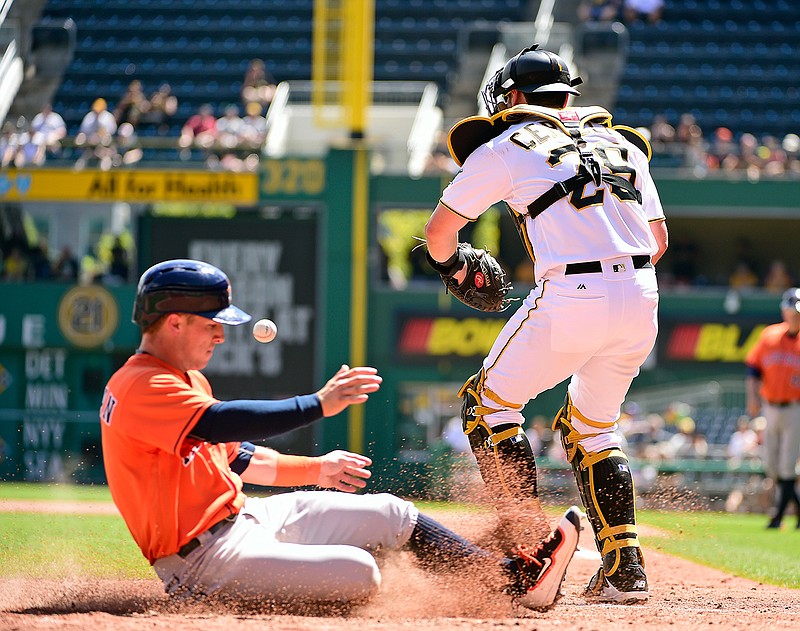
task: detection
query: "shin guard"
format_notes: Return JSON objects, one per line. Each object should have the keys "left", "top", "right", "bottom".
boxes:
{"left": 459, "top": 372, "right": 550, "bottom": 548}
{"left": 554, "top": 396, "right": 644, "bottom": 576}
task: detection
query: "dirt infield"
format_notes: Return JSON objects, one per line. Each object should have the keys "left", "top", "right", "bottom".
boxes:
{"left": 1, "top": 504, "right": 798, "bottom": 630}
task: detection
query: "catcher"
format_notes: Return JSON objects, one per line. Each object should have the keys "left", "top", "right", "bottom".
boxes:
{"left": 424, "top": 44, "right": 668, "bottom": 605}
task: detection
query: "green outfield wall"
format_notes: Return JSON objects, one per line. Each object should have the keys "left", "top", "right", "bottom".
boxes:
{"left": 0, "top": 152, "right": 797, "bottom": 494}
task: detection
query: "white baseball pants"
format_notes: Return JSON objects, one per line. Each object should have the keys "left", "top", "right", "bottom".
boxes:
{"left": 761, "top": 402, "right": 800, "bottom": 480}
{"left": 153, "top": 491, "right": 418, "bottom": 603}
{"left": 479, "top": 256, "right": 659, "bottom": 453}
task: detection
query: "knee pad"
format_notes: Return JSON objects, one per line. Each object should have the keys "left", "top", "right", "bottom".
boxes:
{"left": 554, "top": 395, "right": 642, "bottom": 574}
{"left": 458, "top": 371, "right": 539, "bottom": 500}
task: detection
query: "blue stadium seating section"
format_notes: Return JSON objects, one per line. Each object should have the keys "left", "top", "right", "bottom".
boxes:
{"left": 41, "top": 0, "right": 528, "bottom": 144}
{"left": 615, "top": 0, "right": 800, "bottom": 140}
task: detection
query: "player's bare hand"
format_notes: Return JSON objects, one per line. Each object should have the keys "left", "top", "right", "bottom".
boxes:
{"left": 317, "top": 450, "right": 372, "bottom": 492}
{"left": 317, "top": 364, "right": 382, "bottom": 417}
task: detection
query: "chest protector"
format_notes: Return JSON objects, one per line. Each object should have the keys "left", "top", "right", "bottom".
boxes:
{"left": 447, "top": 105, "right": 650, "bottom": 220}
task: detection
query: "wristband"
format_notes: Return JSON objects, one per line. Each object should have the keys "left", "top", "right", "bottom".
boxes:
{"left": 272, "top": 454, "right": 322, "bottom": 487}
{"left": 425, "top": 247, "right": 464, "bottom": 276}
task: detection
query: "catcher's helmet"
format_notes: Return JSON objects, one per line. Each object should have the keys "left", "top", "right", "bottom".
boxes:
{"left": 780, "top": 287, "right": 800, "bottom": 313}
{"left": 481, "top": 44, "right": 582, "bottom": 115}
{"left": 132, "top": 259, "right": 251, "bottom": 328}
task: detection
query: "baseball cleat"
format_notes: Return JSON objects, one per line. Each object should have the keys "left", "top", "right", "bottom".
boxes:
{"left": 583, "top": 551, "right": 649, "bottom": 604}
{"left": 506, "top": 505, "right": 583, "bottom": 611}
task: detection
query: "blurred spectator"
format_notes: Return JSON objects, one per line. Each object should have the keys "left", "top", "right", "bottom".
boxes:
{"left": 115, "top": 122, "right": 144, "bottom": 166}
{"left": 665, "top": 417, "right": 706, "bottom": 459}
{"left": 53, "top": 245, "right": 80, "bottom": 282}
{"left": 105, "top": 238, "right": 130, "bottom": 285}
{"left": 675, "top": 113, "right": 700, "bottom": 144}
{"left": 212, "top": 104, "right": 248, "bottom": 171}
{"left": 241, "top": 58, "right": 277, "bottom": 111}
{"left": 708, "top": 126, "right": 738, "bottom": 171}
{"left": 674, "top": 114, "right": 709, "bottom": 176}
{"left": 3, "top": 246, "right": 29, "bottom": 281}
{"left": 726, "top": 416, "right": 760, "bottom": 464}
{"left": 546, "top": 428, "right": 569, "bottom": 464}
{"left": 524, "top": 415, "right": 553, "bottom": 458}
{"left": 729, "top": 260, "right": 759, "bottom": 292}
{"left": 737, "top": 132, "right": 763, "bottom": 181}
{"left": 782, "top": 133, "right": 800, "bottom": 175}
{"left": 29, "top": 104, "right": 67, "bottom": 165}
{"left": 80, "top": 245, "right": 105, "bottom": 285}
{"left": 179, "top": 103, "right": 217, "bottom": 160}
{"left": 75, "top": 98, "right": 118, "bottom": 171}
{"left": 29, "top": 237, "right": 53, "bottom": 280}
{"left": 215, "top": 104, "right": 244, "bottom": 149}
{"left": 0, "top": 119, "right": 24, "bottom": 168}
{"left": 757, "top": 135, "right": 788, "bottom": 177}
{"left": 763, "top": 259, "right": 794, "bottom": 294}
{"left": 239, "top": 101, "right": 268, "bottom": 149}
{"left": 648, "top": 114, "right": 676, "bottom": 152}
{"left": 114, "top": 80, "right": 150, "bottom": 127}
{"left": 577, "top": 0, "right": 621, "bottom": 22}
{"left": 440, "top": 415, "right": 471, "bottom": 454}
{"left": 141, "top": 83, "right": 178, "bottom": 135}
{"left": 622, "top": 0, "right": 663, "bottom": 24}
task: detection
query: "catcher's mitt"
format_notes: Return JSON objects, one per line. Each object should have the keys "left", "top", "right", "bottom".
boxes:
{"left": 426, "top": 243, "right": 513, "bottom": 312}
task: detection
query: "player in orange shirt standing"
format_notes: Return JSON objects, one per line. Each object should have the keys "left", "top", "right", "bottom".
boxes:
{"left": 745, "top": 287, "right": 800, "bottom": 529}
{"left": 100, "top": 258, "right": 582, "bottom": 609}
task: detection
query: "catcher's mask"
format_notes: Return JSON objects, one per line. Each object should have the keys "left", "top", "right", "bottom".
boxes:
{"left": 132, "top": 259, "right": 251, "bottom": 328}
{"left": 481, "top": 44, "right": 583, "bottom": 116}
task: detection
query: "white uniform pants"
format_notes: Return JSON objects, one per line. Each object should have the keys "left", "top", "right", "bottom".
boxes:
{"left": 761, "top": 402, "right": 800, "bottom": 480}
{"left": 479, "top": 257, "right": 659, "bottom": 453}
{"left": 153, "top": 491, "right": 418, "bottom": 603}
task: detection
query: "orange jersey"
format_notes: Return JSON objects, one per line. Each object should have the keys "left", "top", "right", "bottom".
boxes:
{"left": 745, "top": 323, "right": 800, "bottom": 403}
{"left": 99, "top": 352, "right": 245, "bottom": 564}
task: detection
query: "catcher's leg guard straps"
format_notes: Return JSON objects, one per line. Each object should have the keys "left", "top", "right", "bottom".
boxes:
{"left": 459, "top": 372, "right": 550, "bottom": 547}
{"left": 459, "top": 372, "right": 539, "bottom": 500}
{"left": 555, "top": 398, "right": 642, "bottom": 576}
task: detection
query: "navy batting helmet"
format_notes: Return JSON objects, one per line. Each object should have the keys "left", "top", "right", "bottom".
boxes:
{"left": 481, "top": 44, "right": 582, "bottom": 116}
{"left": 132, "top": 259, "right": 251, "bottom": 328}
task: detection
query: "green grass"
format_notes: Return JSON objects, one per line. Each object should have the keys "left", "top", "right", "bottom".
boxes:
{"left": 0, "top": 482, "right": 113, "bottom": 502}
{"left": 637, "top": 509, "right": 800, "bottom": 589}
{"left": 0, "top": 513, "right": 151, "bottom": 578}
{"left": 1, "top": 485, "right": 798, "bottom": 587}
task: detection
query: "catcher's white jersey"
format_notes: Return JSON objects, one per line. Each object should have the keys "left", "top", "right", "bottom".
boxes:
{"left": 438, "top": 105, "right": 666, "bottom": 449}
{"left": 440, "top": 106, "right": 665, "bottom": 284}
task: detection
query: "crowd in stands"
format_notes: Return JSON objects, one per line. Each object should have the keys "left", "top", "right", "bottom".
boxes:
{"left": 1, "top": 232, "right": 133, "bottom": 285}
{"left": 0, "top": 104, "right": 68, "bottom": 168}
{"left": 3, "top": 45, "right": 800, "bottom": 181}
{"left": 659, "top": 232, "right": 797, "bottom": 292}
{"left": 643, "top": 112, "right": 800, "bottom": 181}
{"left": 1, "top": 58, "right": 275, "bottom": 172}
{"left": 441, "top": 397, "right": 766, "bottom": 472}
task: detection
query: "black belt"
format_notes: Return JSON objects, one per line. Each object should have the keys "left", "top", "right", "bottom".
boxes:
{"left": 767, "top": 401, "right": 798, "bottom": 408}
{"left": 565, "top": 255, "right": 652, "bottom": 275}
{"left": 178, "top": 514, "right": 237, "bottom": 558}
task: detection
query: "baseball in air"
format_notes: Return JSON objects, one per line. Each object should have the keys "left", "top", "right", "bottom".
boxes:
{"left": 253, "top": 318, "right": 278, "bottom": 343}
